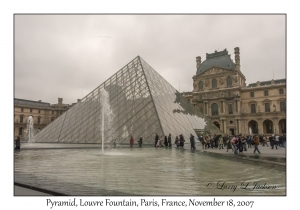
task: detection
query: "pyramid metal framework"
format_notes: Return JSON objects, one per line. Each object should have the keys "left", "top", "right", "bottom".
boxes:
{"left": 33, "top": 56, "right": 220, "bottom": 144}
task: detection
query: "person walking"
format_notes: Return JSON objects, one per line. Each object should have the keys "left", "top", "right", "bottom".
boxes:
{"left": 138, "top": 136, "right": 143, "bottom": 147}
{"left": 231, "top": 135, "right": 238, "bottom": 154}
{"left": 167, "top": 134, "right": 172, "bottom": 148}
{"left": 253, "top": 135, "right": 261, "bottom": 154}
{"left": 130, "top": 135, "right": 134, "bottom": 148}
{"left": 269, "top": 134, "right": 275, "bottom": 149}
{"left": 263, "top": 135, "right": 269, "bottom": 147}
{"left": 155, "top": 133, "right": 159, "bottom": 147}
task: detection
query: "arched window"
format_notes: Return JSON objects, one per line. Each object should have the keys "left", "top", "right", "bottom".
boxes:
{"left": 226, "top": 76, "right": 232, "bottom": 87}
{"left": 212, "top": 79, "right": 217, "bottom": 89}
{"left": 198, "top": 81, "right": 203, "bottom": 90}
{"left": 211, "top": 103, "right": 219, "bottom": 116}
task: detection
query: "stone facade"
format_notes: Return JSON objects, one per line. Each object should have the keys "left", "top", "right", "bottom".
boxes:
{"left": 14, "top": 98, "right": 78, "bottom": 139}
{"left": 184, "top": 48, "right": 286, "bottom": 136}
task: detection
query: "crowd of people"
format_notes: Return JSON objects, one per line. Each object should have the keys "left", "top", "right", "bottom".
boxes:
{"left": 198, "top": 133, "right": 286, "bottom": 154}
{"left": 128, "top": 133, "right": 286, "bottom": 155}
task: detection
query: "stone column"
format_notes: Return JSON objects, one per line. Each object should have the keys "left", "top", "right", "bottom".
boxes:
{"left": 236, "top": 119, "right": 239, "bottom": 134}
{"left": 257, "top": 118, "right": 263, "bottom": 135}
{"left": 220, "top": 120, "right": 223, "bottom": 132}
{"left": 238, "top": 119, "right": 242, "bottom": 134}
{"left": 234, "top": 100, "right": 237, "bottom": 114}
{"left": 222, "top": 101, "right": 226, "bottom": 114}
{"left": 274, "top": 118, "right": 279, "bottom": 134}
{"left": 237, "top": 100, "right": 241, "bottom": 114}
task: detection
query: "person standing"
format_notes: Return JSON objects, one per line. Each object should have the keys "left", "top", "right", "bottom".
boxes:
{"left": 164, "top": 135, "right": 168, "bottom": 147}
{"left": 218, "top": 135, "right": 224, "bottom": 149}
{"left": 190, "top": 134, "right": 196, "bottom": 150}
{"left": 179, "top": 134, "right": 185, "bottom": 148}
{"left": 155, "top": 133, "right": 159, "bottom": 147}
{"left": 226, "top": 135, "right": 233, "bottom": 152}
{"left": 201, "top": 136, "right": 206, "bottom": 150}
{"left": 138, "top": 136, "right": 143, "bottom": 147}
{"left": 274, "top": 134, "right": 279, "bottom": 149}
{"left": 210, "top": 136, "right": 214, "bottom": 149}
{"left": 253, "top": 135, "right": 261, "bottom": 154}
{"left": 130, "top": 135, "right": 134, "bottom": 148}
{"left": 15, "top": 136, "right": 21, "bottom": 150}
{"left": 282, "top": 134, "right": 286, "bottom": 148}
{"left": 175, "top": 136, "right": 180, "bottom": 147}
{"left": 167, "top": 134, "right": 172, "bottom": 148}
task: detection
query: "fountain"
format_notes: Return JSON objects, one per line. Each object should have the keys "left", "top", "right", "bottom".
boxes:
{"left": 99, "top": 89, "right": 115, "bottom": 154}
{"left": 25, "top": 116, "right": 34, "bottom": 143}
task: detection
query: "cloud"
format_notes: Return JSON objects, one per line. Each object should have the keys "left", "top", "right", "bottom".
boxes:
{"left": 14, "top": 15, "right": 285, "bottom": 104}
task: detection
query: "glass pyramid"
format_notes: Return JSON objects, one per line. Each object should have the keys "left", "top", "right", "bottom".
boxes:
{"left": 33, "top": 56, "right": 220, "bottom": 144}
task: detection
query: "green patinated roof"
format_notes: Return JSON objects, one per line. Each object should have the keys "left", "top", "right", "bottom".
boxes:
{"left": 196, "top": 49, "right": 236, "bottom": 75}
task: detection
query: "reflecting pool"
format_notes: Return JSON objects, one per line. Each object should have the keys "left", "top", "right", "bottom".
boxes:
{"left": 14, "top": 145, "right": 285, "bottom": 196}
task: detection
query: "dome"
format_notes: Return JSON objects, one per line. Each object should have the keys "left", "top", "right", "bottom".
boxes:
{"left": 196, "top": 49, "right": 236, "bottom": 75}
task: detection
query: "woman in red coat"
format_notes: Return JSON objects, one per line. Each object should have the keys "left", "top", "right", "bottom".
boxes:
{"left": 130, "top": 135, "right": 134, "bottom": 148}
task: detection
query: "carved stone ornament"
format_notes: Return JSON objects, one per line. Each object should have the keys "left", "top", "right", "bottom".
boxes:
{"left": 219, "top": 76, "right": 224, "bottom": 85}
{"left": 193, "top": 80, "right": 197, "bottom": 89}
{"left": 205, "top": 79, "right": 209, "bottom": 87}
{"left": 196, "top": 56, "right": 201, "bottom": 69}
{"left": 233, "top": 73, "right": 238, "bottom": 83}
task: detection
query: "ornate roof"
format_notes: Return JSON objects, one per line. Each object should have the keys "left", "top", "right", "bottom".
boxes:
{"left": 196, "top": 49, "right": 236, "bottom": 75}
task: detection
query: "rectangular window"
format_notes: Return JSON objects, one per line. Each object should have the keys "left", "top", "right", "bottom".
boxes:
{"left": 38, "top": 118, "right": 40, "bottom": 124}
{"left": 251, "top": 104, "right": 256, "bottom": 113}
{"left": 228, "top": 104, "right": 233, "bottom": 114}
{"left": 20, "top": 116, "right": 23, "bottom": 123}
{"left": 21, "top": 108, "right": 24, "bottom": 112}
{"left": 280, "top": 102, "right": 286, "bottom": 111}
{"left": 279, "top": 89, "right": 284, "bottom": 94}
{"left": 250, "top": 92, "right": 254, "bottom": 97}
{"left": 264, "top": 90, "right": 268, "bottom": 96}
{"left": 30, "top": 108, "right": 32, "bottom": 113}
{"left": 52, "top": 110, "right": 54, "bottom": 114}
{"left": 265, "top": 103, "right": 270, "bottom": 112}
{"left": 38, "top": 109, "right": 41, "bottom": 113}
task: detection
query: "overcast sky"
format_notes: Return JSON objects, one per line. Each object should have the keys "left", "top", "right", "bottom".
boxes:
{"left": 14, "top": 15, "right": 285, "bottom": 104}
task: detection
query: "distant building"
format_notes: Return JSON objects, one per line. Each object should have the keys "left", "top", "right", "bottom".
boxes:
{"left": 14, "top": 98, "right": 79, "bottom": 138}
{"left": 184, "top": 48, "right": 286, "bottom": 135}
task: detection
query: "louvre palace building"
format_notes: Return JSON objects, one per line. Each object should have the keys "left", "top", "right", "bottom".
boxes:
{"left": 14, "top": 98, "right": 79, "bottom": 139}
{"left": 183, "top": 47, "right": 286, "bottom": 136}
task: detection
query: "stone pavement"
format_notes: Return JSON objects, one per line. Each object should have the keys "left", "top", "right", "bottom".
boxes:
{"left": 194, "top": 143, "right": 286, "bottom": 166}
{"left": 14, "top": 185, "right": 52, "bottom": 196}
